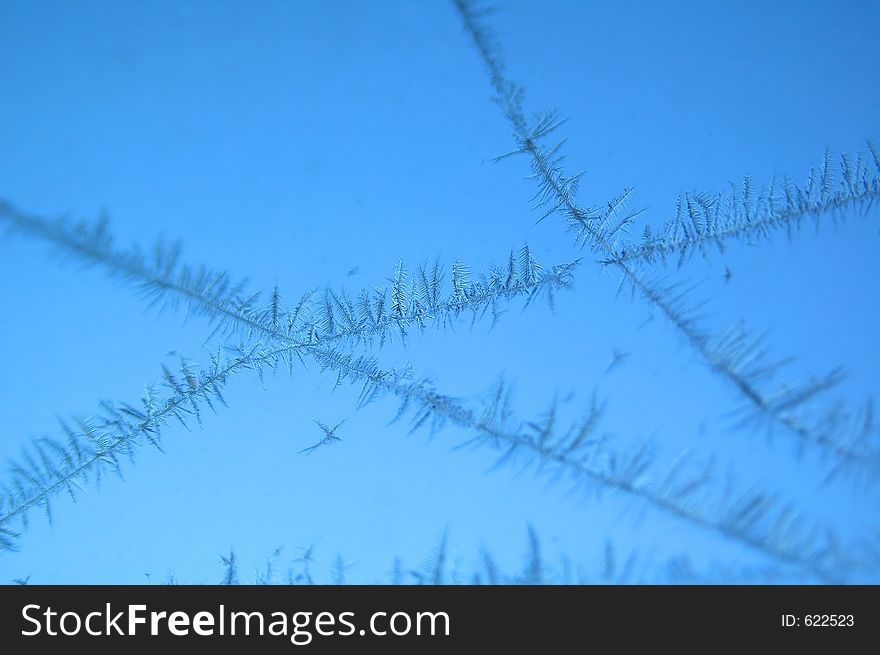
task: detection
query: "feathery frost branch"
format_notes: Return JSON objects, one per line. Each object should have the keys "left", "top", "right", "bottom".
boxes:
{"left": 0, "top": 351, "right": 239, "bottom": 550}
{"left": 604, "top": 146, "right": 880, "bottom": 267}
{"left": 0, "top": 200, "right": 577, "bottom": 352}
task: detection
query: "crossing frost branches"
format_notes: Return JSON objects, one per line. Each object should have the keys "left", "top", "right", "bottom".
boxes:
{"left": 452, "top": 0, "right": 880, "bottom": 483}
{"left": 0, "top": 202, "right": 865, "bottom": 579}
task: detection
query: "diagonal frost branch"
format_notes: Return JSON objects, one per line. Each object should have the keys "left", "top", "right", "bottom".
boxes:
{"left": 2, "top": 340, "right": 869, "bottom": 582}
{"left": 311, "top": 346, "right": 872, "bottom": 583}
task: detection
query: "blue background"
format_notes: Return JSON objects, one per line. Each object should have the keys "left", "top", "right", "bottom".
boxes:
{"left": 1, "top": 0, "right": 878, "bottom": 583}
